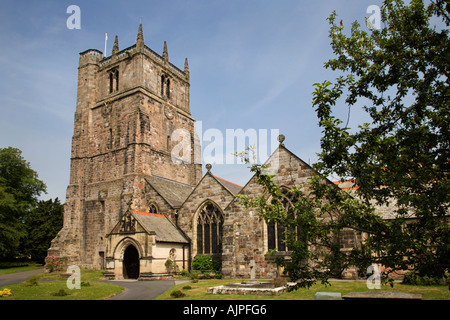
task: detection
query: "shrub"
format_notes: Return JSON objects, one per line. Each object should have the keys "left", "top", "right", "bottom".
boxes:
{"left": 22, "top": 276, "right": 39, "bottom": 287}
{"left": 51, "top": 289, "right": 68, "bottom": 296}
{"left": 182, "top": 285, "right": 192, "bottom": 290}
{"left": 200, "top": 271, "right": 222, "bottom": 279}
{"left": 45, "top": 255, "right": 60, "bottom": 272}
{"left": 402, "top": 271, "right": 446, "bottom": 286}
{"left": 0, "top": 262, "right": 29, "bottom": 269}
{"left": 180, "top": 269, "right": 189, "bottom": 277}
{"left": 165, "top": 258, "right": 179, "bottom": 274}
{"left": 191, "top": 255, "right": 220, "bottom": 272}
{"left": 170, "top": 290, "right": 186, "bottom": 298}
{"left": 189, "top": 270, "right": 200, "bottom": 280}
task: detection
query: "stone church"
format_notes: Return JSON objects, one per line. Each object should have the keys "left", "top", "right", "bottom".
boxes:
{"left": 48, "top": 24, "right": 362, "bottom": 280}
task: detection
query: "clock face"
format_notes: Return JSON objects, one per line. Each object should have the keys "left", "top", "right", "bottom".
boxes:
{"left": 165, "top": 105, "right": 174, "bottom": 120}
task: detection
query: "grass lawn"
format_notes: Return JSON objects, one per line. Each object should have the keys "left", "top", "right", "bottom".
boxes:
{"left": 0, "top": 268, "right": 124, "bottom": 300}
{"left": 0, "top": 280, "right": 124, "bottom": 300}
{"left": 0, "top": 263, "right": 44, "bottom": 276}
{"left": 156, "top": 279, "right": 450, "bottom": 300}
{"left": 1, "top": 266, "right": 448, "bottom": 300}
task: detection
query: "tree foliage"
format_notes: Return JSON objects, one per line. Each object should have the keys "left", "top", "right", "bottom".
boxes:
{"left": 0, "top": 147, "right": 47, "bottom": 259}
{"left": 21, "top": 198, "right": 63, "bottom": 263}
{"left": 238, "top": 0, "right": 449, "bottom": 288}
{"left": 312, "top": 0, "right": 449, "bottom": 278}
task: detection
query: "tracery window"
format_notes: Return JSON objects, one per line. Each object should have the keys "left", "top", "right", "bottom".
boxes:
{"left": 267, "top": 188, "right": 301, "bottom": 252}
{"left": 196, "top": 202, "right": 223, "bottom": 255}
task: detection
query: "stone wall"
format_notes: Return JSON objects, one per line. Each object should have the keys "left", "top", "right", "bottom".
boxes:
{"left": 105, "top": 231, "right": 188, "bottom": 280}
{"left": 221, "top": 145, "right": 317, "bottom": 279}
{"left": 177, "top": 172, "right": 237, "bottom": 260}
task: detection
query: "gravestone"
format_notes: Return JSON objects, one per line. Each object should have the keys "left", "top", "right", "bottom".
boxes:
{"left": 315, "top": 292, "right": 342, "bottom": 300}
{"left": 342, "top": 292, "right": 423, "bottom": 300}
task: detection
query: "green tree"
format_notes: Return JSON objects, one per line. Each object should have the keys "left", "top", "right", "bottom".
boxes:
{"left": 22, "top": 198, "right": 63, "bottom": 263}
{"left": 0, "top": 147, "right": 46, "bottom": 259}
{"left": 312, "top": 0, "right": 449, "bottom": 279}
{"left": 238, "top": 0, "right": 449, "bottom": 288}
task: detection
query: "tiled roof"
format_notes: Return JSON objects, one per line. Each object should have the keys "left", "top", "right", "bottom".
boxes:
{"left": 333, "top": 180, "right": 400, "bottom": 220}
{"left": 214, "top": 175, "right": 243, "bottom": 195}
{"left": 146, "top": 175, "right": 194, "bottom": 208}
{"left": 132, "top": 210, "right": 189, "bottom": 243}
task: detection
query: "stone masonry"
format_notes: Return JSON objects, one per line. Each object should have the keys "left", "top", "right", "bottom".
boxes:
{"left": 48, "top": 24, "right": 201, "bottom": 269}
{"left": 49, "top": 24, "right": 376, "bottom": 280}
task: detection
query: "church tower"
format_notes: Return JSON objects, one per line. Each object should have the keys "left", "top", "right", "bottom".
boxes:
{"left": 48, "top": 24, "right": 202, "bottom": 269}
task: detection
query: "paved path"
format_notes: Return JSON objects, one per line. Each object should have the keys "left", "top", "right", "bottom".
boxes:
{"left": 102, "top": 279, "right": 178, "bottom": 300}
{"left": 0, "top": 268, "right": 44, "bottom": 287}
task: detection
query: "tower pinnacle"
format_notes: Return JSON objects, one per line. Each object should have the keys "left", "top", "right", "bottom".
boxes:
{"left": 184, "top": 58, "right": 190, "bottom": 80}
{"left": 112, "top": 35, "right": 119, "bottom": 55}
{"left": 136, "top": 23, "right": 144, "bottom": 49}
{"left": 163, "top": 41, "right": 169, "bottom": 63}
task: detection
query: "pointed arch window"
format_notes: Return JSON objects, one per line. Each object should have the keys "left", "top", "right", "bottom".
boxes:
{"left": 161, "top": 74, "right": 171, "bottom": 99}
{"left": 109, "top": 72, "right": 113, "bottom": 93}
{"left": 166, "top": 78, "right": 170, "bottom": 99}
{"left": 196, "top": 202, "right": 223, "bottom": 255}
{"left": 267, "top": 188, "right": 301, "bottom": 252}
{"left": 149, "top": 203, "right": 159, "bottom": 214}
{"left": 109, "top": 69, "right": 119, "bottom": 93}
{"left": 115, "top": 69, "right": 119, "bottom": 91}
{"left": 161, "top": 75, "right": 166, "bottom": 96}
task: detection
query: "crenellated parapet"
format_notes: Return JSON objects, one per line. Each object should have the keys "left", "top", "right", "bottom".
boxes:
{"left": 78, "top": 49, "right": 102, "bottom": 67}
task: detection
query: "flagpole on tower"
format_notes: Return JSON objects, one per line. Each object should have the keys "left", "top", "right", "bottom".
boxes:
{"left": 104, "top": 32, "right": 108, "bottom": 58}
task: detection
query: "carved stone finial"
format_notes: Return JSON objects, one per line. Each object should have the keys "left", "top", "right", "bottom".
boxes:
{"left": 278, "top": 134, "right": 285, "bottom": 145}
{"left": 206, "top": 163, "right": 212, "bottom": 172}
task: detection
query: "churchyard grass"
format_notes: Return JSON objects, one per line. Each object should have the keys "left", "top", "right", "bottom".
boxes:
{"left": 0, "top": 280, "right": 124, "bottom": 300}
{"left": 0, "top": 263, "right": 43, "bottom": 276}
{"left": 0, "top": 269, "right": 124, "bottom": 300}
{"left": 156, "top": 279, "right": 450, "bottom": 300}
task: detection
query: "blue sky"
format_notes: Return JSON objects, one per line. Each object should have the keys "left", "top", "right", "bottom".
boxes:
{"left": 0, "top": 0, "right": 381, "bottom": 201}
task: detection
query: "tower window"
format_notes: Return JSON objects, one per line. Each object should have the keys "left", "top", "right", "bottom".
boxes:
{"left": 161, "top": 74, "right": 171, "bottom": 99}
{"left": 109, "top": 73, "right": 114, "bottom": 93}
{"left": 166, "top": 78, "right": 170, "bottom": 98}
{"left": 109, "top": 69, "right": 119, "bottom": 93}
{"left": 115, "top": 69, "right": 119, "bottom": 91}
{"left": 161, "top": 75, "right": 165, "bottom": 96}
